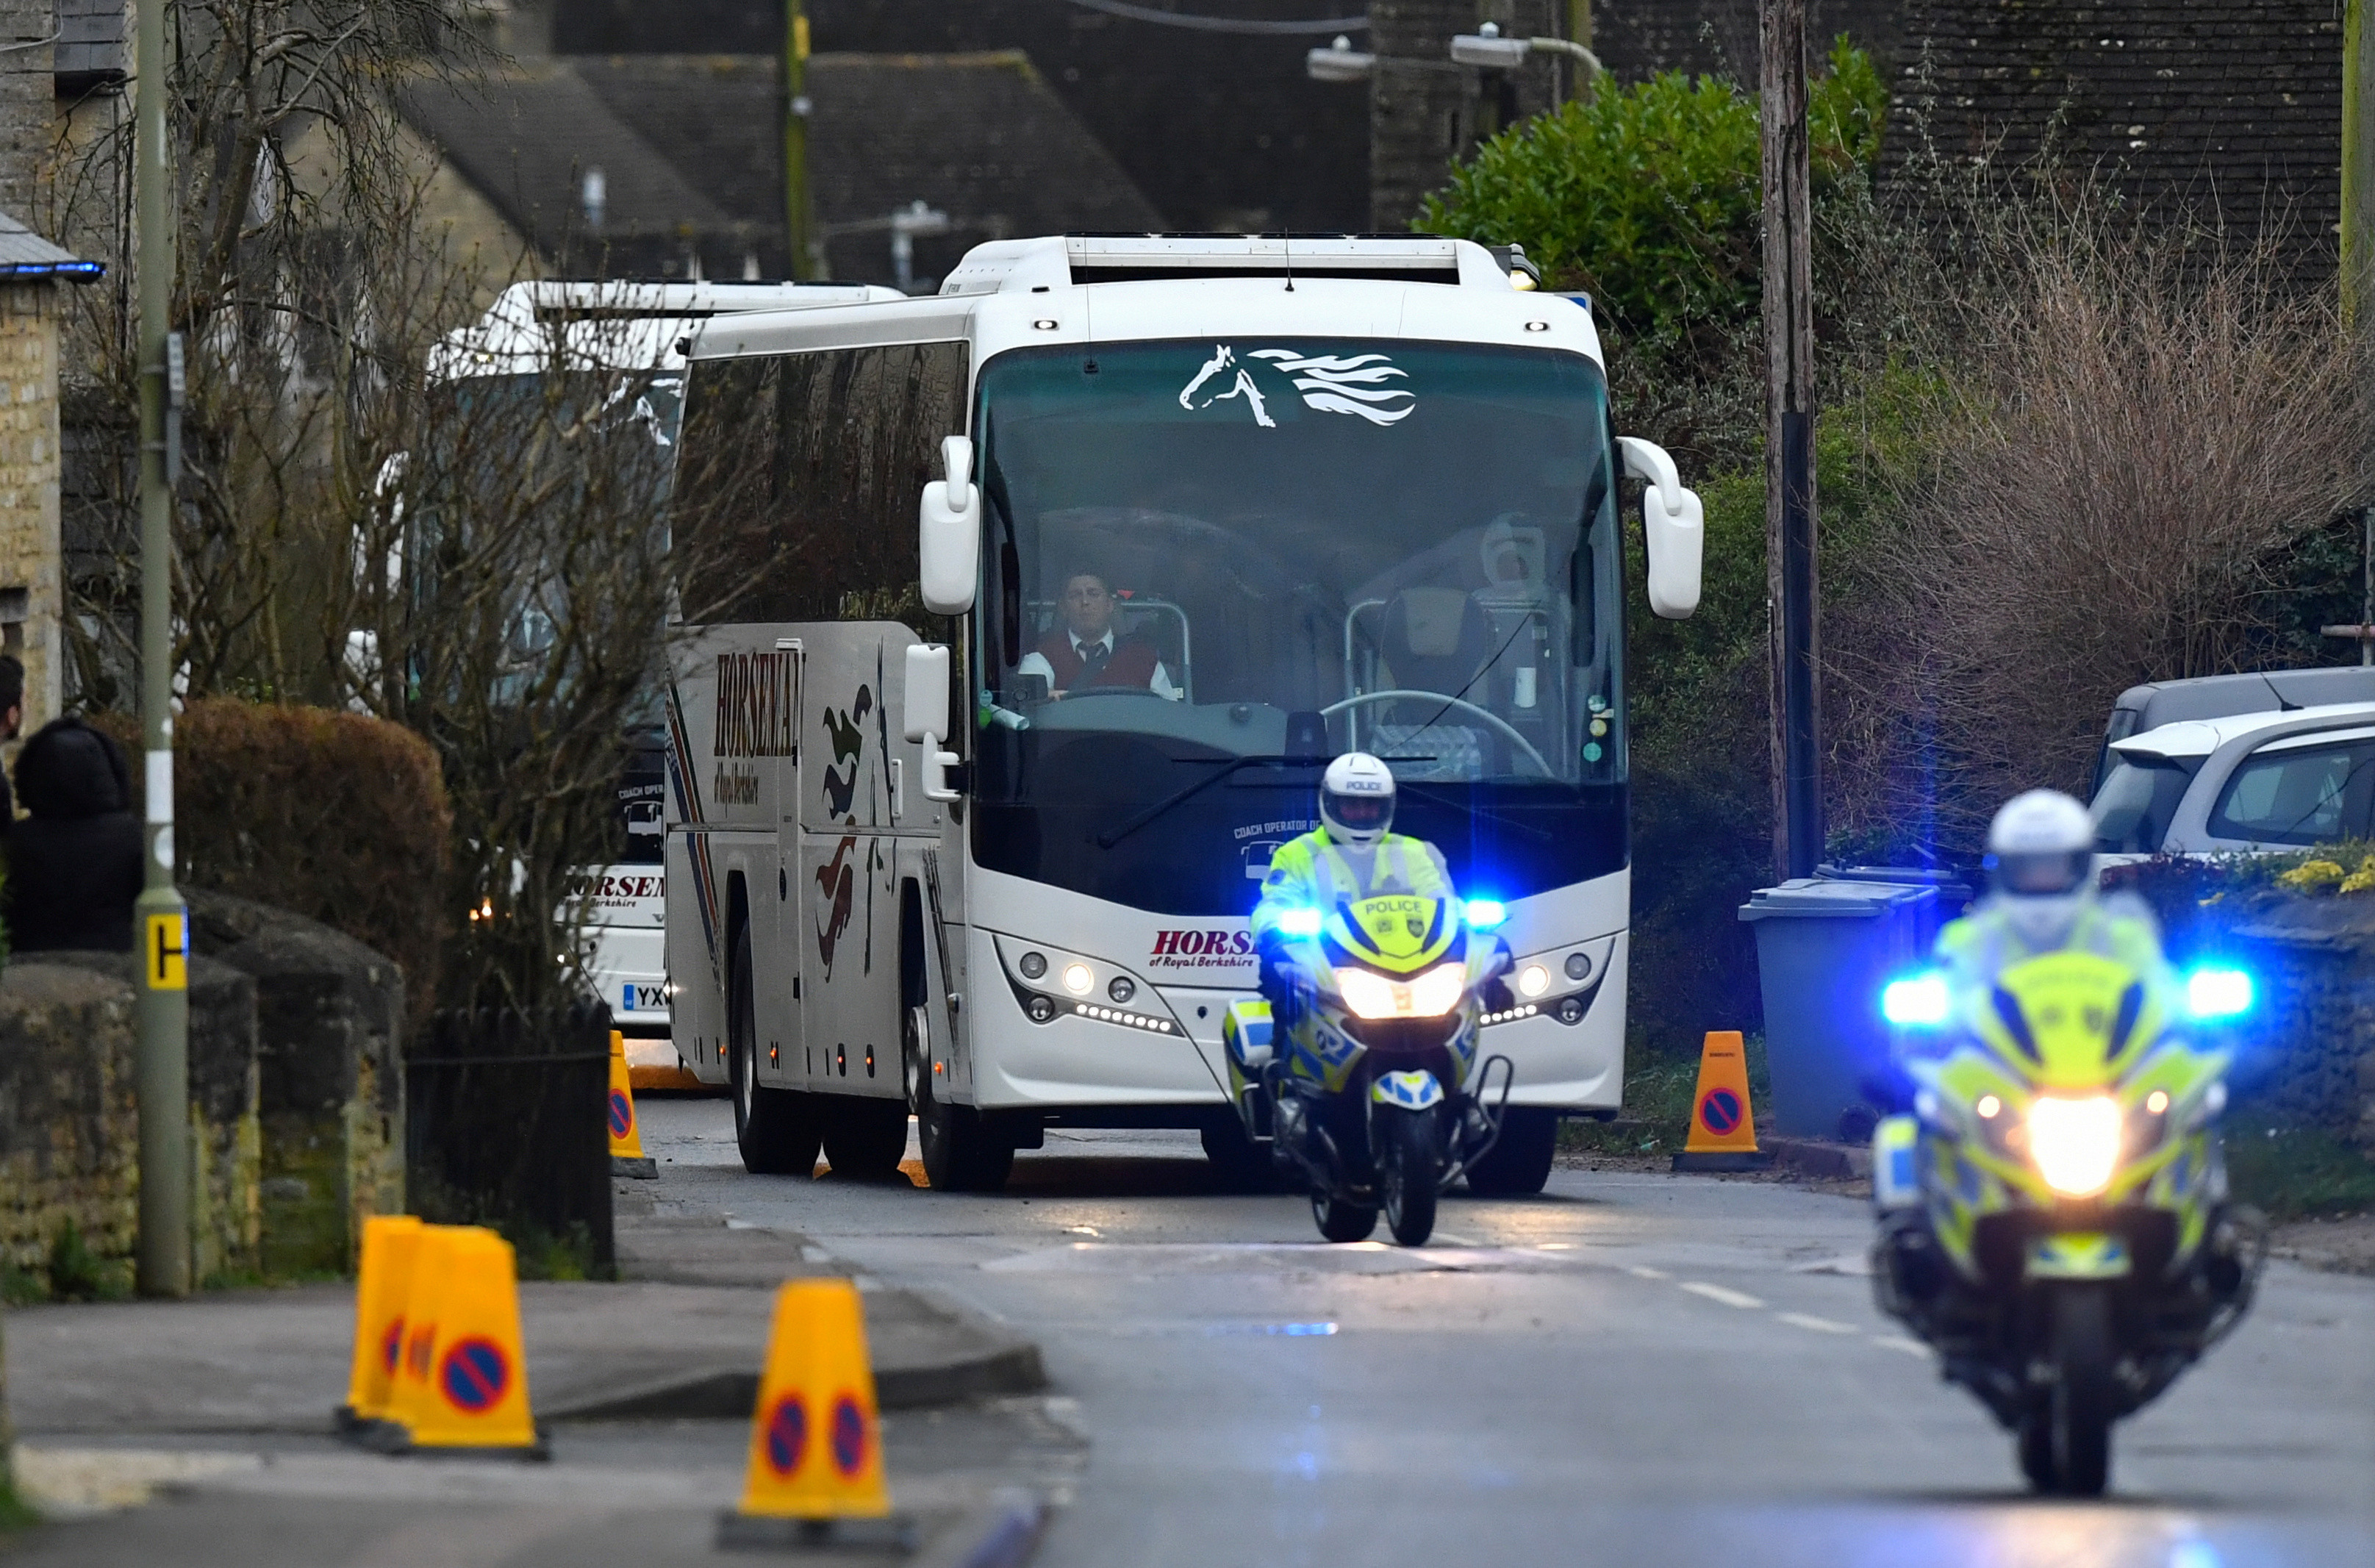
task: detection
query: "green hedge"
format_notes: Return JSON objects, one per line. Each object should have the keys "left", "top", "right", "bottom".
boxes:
{"left": 95, "top": 701, "right": 451, "bottom": 1021}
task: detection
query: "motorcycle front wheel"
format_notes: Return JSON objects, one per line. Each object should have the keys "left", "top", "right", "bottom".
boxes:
{"left": 1312, "top": 1193, "right": 1379, "bottom": 1242}
{"left": 1375, "top": 1104, "right": 1439, "bottom": 1247}
{"left": 2030, "top": 1285, "right": 2116, "bottom": 1497}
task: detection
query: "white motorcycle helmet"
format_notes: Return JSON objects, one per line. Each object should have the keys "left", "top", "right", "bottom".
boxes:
{"left": 1985, "top": 788, "right": 2098, "bottom": 949}
{"left": 1319, "top": 751, "right": 1396, "bottom": 851}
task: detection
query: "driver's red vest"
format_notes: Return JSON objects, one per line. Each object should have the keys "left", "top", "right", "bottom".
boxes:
{"left": 1036, "top": 631, "right": 1159, "bottom": 691}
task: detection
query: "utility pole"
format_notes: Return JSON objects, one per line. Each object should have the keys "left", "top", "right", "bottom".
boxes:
{"left": 782, "top": 0, "right": 814, "bottom": 279}
{"left": 2343, "top": 7, "right": 2375, "bottom": 669}
{"left": 2346, "top": 0, "right": 2375, "bottom": 332}
{"left": 1761, "top": 0, "right": 1820, "bottom": 881}
{"left": 134, "top": 0, "right": 190, "bottom": 1295}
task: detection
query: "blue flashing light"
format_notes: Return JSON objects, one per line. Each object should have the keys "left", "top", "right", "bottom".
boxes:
{"left": 1272, "top": 906, "right": 1323, "bottom": 939}
{"left": 2185, "top": 966, "right": 2254, "bottom": 1021}
{"left": 1881, "top": 971, "right": 1952, "bottom": 1028}
{"left": 1464, "top": 898, "right": 1508, "bottom": 931}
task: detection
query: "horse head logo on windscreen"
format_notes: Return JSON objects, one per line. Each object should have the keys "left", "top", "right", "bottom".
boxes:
{"left": 1178, "top": 346, "right": 1416, "bottom": 429}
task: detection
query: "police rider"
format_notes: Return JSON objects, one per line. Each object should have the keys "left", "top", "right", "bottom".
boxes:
{"left": 1251, "top": 752, "right": 1456, "bottom": 1024}
{"left": 1937, "top": 788, "right": 2174, "bottom": 1001}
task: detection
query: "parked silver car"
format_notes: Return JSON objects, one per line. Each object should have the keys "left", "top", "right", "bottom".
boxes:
{"left": 2091, "top": 701, "right": 2375, "bottom": 858}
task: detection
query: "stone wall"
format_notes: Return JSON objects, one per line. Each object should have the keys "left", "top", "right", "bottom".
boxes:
{"left": 0, "top": 903, "right": 406, "bottom": 1287}
{"left": 0, "top": 962, "right": 139, "bottom": 1276}
{"left": 2225, "top": 899, "right": 2375, "bottom": 1149}
{"left": 189, "top": 891, "right": 404, "bottom": 1275}
{"left": 4, "top": 953, "right": 262, "bottom": 1286}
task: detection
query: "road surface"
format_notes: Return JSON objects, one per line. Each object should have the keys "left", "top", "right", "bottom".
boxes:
{"left": 637, "top": 1097, "right": 2375, "bottom": 1568}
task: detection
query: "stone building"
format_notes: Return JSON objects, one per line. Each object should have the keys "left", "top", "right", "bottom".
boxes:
{"left": 0, "top": 213, "right": 99, "bottom": 737}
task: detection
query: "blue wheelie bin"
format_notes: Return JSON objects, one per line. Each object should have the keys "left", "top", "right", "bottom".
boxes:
{"left": 1738, "top": 870, "right": 1961, "bottom": 1141}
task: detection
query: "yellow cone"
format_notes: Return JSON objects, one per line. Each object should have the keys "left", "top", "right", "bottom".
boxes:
{"left": 609, "top": 1031, "right": 658, "bottom": 1178}
{"left": 342, "top": 1214, "right": 423, "bottom": 1425}
{"left": 384, "top": 1225, "right": 540, "bottom": 1452}
{"left": 1671, "top": 1031, "right": 1774, "bottom": 1171}
{"left": 734, "top": 1280, "right": 892, "bottom": 1520}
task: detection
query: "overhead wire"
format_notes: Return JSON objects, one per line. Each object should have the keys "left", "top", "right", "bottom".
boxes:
{"left": 1061, "top": 0, "right": 1368, "bottom": 36}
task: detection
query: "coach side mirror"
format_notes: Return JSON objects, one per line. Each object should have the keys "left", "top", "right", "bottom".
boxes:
{"left": 919, "top": 434, "right": 980, "bottom": 615}
{"left": 903, "top": 642, "right": 961, "bottom": 803}
{"left": 1618, "top": 435, "right": 1703, "bottom": 620}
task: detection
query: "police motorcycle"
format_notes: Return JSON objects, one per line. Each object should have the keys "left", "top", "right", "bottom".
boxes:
{"left": 1221, "top": 894, "right": 1516, "bottom": 1247}
{"left": 1871, "top": 949, "right": 2265, "bottom": 1497}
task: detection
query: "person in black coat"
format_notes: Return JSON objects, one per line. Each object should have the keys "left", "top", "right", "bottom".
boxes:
{"left": 7, "top": 715, "right": 144, "bottom": 953}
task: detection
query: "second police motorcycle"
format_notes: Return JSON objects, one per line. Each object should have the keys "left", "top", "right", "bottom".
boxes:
{"left": 1871, "top": 790, "right": 2265, "bottom": 1496}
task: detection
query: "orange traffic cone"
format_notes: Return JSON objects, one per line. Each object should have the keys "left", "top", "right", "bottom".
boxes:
{"left": 716, "top": 1280, "right": 914, "bottom": 1550}
{"left": 609, "top": 1031, "right": 658, "bottom": 1179}
{"left": 378, "top": 1225, "right": 546, "bottom": 1458}
{"left": 1671, "top": 1031, "right": 1774, "bottom": 1172}
{"left": 337, "top": 1214, "right": 423, "bottom": 1439}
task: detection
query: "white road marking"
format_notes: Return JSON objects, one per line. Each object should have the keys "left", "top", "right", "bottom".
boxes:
{"left": 1871, "top": 1335, "right": 1931, "bottom": 1357}
{"left": 1065, "top": 1225, "right": 1101, "bottom": 1236}
{"left": 1680, "top": 1281, "right": 1766, "bottom": 1310}
{"left": 1777, "top": 1312, "right": 1860, "bottom": 1335}
{"left": 1432, "top": 1231, "right": 1483, "bottom": 1247}
{"left": 1624, "top": 1265, "right": 1669, "bottom": 1281}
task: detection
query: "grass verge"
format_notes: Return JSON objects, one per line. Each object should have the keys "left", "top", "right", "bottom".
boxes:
{"left": 0, "top": 1472, "right": 38, "bottom": 1531}
{"left": 2225, "top": 1123, "right": 2375, "bottom": 1222}
{"left": 1558, "top": 1035, "right": 1773, "bottom": 1159}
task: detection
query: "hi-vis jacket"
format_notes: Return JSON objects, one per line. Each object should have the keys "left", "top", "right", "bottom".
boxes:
{"left": 1250, "top": 828, "right": 1456, "bottom": 945}
{"left": 1934, "top": 891, "right": 2174, "bottom": 999}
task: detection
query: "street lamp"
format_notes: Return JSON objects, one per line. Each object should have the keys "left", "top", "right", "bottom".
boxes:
{"left": 1448, "top": 21, "right": 1604, "bottom": 78}
{"left": 1305, "top": 33, "right": 1374, "bottom": 82}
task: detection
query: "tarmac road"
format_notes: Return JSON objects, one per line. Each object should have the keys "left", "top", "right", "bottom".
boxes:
{"left": 637, "top": 1097, "right": 2375, "bottom": 1568}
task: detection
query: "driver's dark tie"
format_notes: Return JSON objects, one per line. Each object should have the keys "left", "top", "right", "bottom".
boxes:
{"left": 1077, "top": 642, "right": 1109, "bottom": 683}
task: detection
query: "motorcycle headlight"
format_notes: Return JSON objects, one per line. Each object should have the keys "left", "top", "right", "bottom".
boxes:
{"left": 1405, "top": 962, "right": 1466, "bottom": 1017}
{"left": 2028, "top": 1095, "right": 2123, "bottom": 1198}
{"left": 1335, "top": 962, "right": 1466, "bottom": 1020}
{"left": 1335, "top": 968, "right": 1401, "bottom": 1020}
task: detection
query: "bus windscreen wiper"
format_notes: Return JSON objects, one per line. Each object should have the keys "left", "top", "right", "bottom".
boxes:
{"left": 1095, "top": 755, "right": 1297, "bottom": 849}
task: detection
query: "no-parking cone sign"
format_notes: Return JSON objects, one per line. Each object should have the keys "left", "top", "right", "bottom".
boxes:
{"left": 1672, "top": 1031, "right": 1774, "bottom": 1172}
{"left": 717, "top": 1279, "right": 913, "bottom": 1550}
{"left": 609, "top": 1030, "right": 658, "bottom": 1179}
{"left": 380, "top": 1225, "right": 545, "bottom": 1457}
{"left": 338, "top": 1214, "right": 423, "bottom": 1436}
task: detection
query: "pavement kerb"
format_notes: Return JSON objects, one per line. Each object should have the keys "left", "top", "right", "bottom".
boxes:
{"left": 546, "top": 1214, "right": 1048, "bottom": 1423}
{"left": 909, "top": 1489, "right": 1046, "bottom": 1568}
{"left": 540, "top": 1297, "right": 1047, "bottom": 1422}
{"left": 1760, "top": 1136, "right": 1872, "bottom": 1181}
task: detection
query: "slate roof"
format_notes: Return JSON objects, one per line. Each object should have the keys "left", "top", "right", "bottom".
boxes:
{"left": 0, "top": 208, "right": 96, "bottom": 276}
{"left": 401, "top": 65, "right": 748, "bottom": 279}
{"left": 401, "top": 51, "right": 1161, "bottom": 286}
{"left": 559, "top": 0, "right": 1375, "bottom": 233}
{"left": 1883, "top": 0, "right": 2343, "bottom": 275}
{"left": 55, "top": 0, "right": 126, "bottom": 86}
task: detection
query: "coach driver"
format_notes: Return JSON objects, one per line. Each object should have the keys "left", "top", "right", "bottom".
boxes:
{"left": 1016, "top": 571, "right": 1181, "bottom": 700}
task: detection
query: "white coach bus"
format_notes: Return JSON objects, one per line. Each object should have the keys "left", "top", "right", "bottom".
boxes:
{"left": 661, "top": 235, "right": 1705, "bottom": 1192}
{"left": 426, "top": 279, "right": 898, "bottom": 1081}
